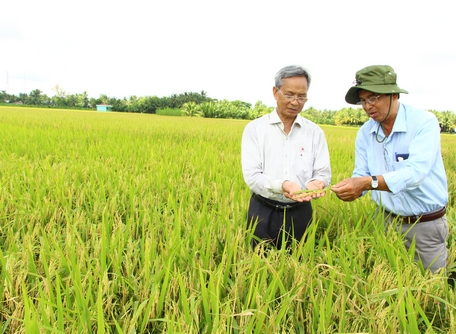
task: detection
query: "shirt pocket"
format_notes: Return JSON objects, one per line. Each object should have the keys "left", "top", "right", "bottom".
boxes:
{"left": 392, "top": 159, "right": 410, "bottom": 171}
{"left": 392, "top": 152, "right": 410, "bottom": 171}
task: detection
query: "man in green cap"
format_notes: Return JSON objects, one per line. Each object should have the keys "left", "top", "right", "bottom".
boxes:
{"left": 332, "top": 65, "right": 449, "bottom": 273}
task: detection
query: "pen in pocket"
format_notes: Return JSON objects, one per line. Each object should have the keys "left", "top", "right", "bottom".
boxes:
{"left": 395, "top": 152, "right": 409, "bottom": 162}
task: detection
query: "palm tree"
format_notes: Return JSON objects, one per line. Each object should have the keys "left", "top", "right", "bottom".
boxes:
{"left": 181, "top": 102, "right": 202, "bottom": 117}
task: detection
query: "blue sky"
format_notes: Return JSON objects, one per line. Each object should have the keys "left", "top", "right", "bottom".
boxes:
{"left": 1, "top": 0, "right": 455, "bottom": 112}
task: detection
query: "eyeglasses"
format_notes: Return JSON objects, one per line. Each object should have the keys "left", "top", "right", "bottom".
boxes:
{"left": 277, "top": 88, "right": 308, "bottom": 103}
{"left": 357, "top": 94, "right": 382, "bottom": 106}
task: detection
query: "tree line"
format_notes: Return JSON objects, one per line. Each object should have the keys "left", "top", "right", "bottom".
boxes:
{"left": 1, "top": 88, "right": 455, "bottom": 132}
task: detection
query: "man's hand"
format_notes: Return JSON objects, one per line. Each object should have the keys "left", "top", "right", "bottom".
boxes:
{"left": 331, "top": 177, "right": 368, "bottom": 201}
{"left": 282, "top": 180, "right": 327, "bottom": 202}
{"left": 306, "top": 180, "right": 325, "bottom": 191}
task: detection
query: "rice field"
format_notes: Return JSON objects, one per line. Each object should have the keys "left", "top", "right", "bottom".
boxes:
{"left": 0, "top": 106, "right": 455, "bottom": 333}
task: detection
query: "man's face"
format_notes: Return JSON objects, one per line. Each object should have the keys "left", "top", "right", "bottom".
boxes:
{"left": 359, "top": 90, "right": 395, "bottom": 123}
{"left": 273, "top": 76, "right": 308, "bottom": 121}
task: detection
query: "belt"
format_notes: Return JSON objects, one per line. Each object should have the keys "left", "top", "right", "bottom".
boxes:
{"left": 386, "top": 206, "right": 446, "bottom": 224}
{"left": 252, "top": 193, "right": 307, "bottom": 212}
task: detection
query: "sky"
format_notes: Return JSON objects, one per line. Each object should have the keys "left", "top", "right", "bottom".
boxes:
{"left": 1, "top": 0, "right": 456, "bottom": 112}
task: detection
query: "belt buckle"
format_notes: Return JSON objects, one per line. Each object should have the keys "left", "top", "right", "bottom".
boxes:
{"left": 276, "top": 203, "right": 292, "bottom": 211}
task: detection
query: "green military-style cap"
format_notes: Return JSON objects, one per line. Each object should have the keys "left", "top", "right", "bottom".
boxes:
{"left": 345, "top": 65, "right": 409, "bottom": 105}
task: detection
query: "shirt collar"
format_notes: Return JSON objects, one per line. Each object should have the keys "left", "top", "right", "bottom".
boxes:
{"left": 368, "top": 102, "right": 407, "bottom": 134}
{"left": 391, "top": 103, "right": 407, "bottom": 132}
{"left": 269, "top": 108, "right": 303, "bottom": 127}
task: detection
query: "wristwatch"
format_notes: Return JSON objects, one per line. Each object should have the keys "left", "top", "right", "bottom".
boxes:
{"left": 371, "top": 176, "right": 379, "bottom": 189}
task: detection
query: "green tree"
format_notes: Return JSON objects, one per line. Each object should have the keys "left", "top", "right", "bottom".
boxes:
{"left": 429, "top": 110, "right": 456, "bottom": 133}
{"left": 51, "top": 85, "right": 68, "bottom": 107}
{"left": 98, "top": 94, "right": 109, "bottom": 105}
{"left": 89, "top": 97, "right": 100, "bottom": 108}
{"left": 66, "top": 94, "right": 78, "bottom": 107}
{"left": 181, "top": 101, "right": 202, "bottom": 117}
{"left": 302, "top": 106, "right": 320, "bottom": 123}
{"left": 0, "top": 90, "right": 18, "bottom": 103}
{"left": 334, "top": 107, "right": 368, "bottom": 126}
{"left": 108, "top": 97, "right": 126, "bottom": 112}
{"left": 25, "top": 89, "right": 48, "bottom": 105}
{"left": 125, "top": 96, "right": 140, "bottom": 112}
{"left": 250, "top": 101, "right": 273, "bottom": 119}
{"left": 75, "top": 91, "right": 89, "bottom": 108}
{"left": 200, "top": 101, "right": 217, "bottom": 118}
{"left": 139, "top": 96, "right": 161, "bottom": 114}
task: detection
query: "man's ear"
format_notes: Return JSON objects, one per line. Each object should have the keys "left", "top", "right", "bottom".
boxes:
{"left": 273, "top": 86, "right": 279, "bottom": 100}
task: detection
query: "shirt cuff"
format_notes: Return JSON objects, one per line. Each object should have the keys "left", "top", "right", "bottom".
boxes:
{"left": 383, "top": 171, "right": 406, "bottom": 194}
{"left": 271, "top": 179, "right": 284, "bottom": 193}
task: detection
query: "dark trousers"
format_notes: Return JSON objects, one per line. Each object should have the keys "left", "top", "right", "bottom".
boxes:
{"left": 247, "top": 194, "right": 313, "bottom": 250}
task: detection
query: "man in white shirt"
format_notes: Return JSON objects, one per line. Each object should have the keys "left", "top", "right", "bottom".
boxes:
{"left": 241, "top": 65, "right": 331, "bottom": 250}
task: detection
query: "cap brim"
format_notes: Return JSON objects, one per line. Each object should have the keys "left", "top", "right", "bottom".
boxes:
{"left": 345, "top": 85, "right": 409, "bottom": 105}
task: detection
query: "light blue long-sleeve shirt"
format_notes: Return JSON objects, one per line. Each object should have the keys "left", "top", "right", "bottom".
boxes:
{"left": 242, "top": 109, "right": 331, "bottom": 202}
{"left": 353, "top": 103, "right": 448, "bottom": 216}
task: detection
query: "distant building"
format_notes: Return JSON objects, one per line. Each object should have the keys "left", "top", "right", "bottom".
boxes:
{"left": 96, "top": 104, "right": 112, "bottom": 112}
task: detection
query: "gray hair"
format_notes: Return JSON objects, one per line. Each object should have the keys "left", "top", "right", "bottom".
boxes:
{"left": 274, "top": 65, "right": 311, "bottom": 88}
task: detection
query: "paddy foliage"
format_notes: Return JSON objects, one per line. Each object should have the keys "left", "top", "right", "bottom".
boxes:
{"left": 0, "top": 106, "right": 455, "bottom": 333}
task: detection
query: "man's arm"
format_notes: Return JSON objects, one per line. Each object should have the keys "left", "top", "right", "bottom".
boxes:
{"left": 331, "top": 175, "right": 390, "bottom": 201}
